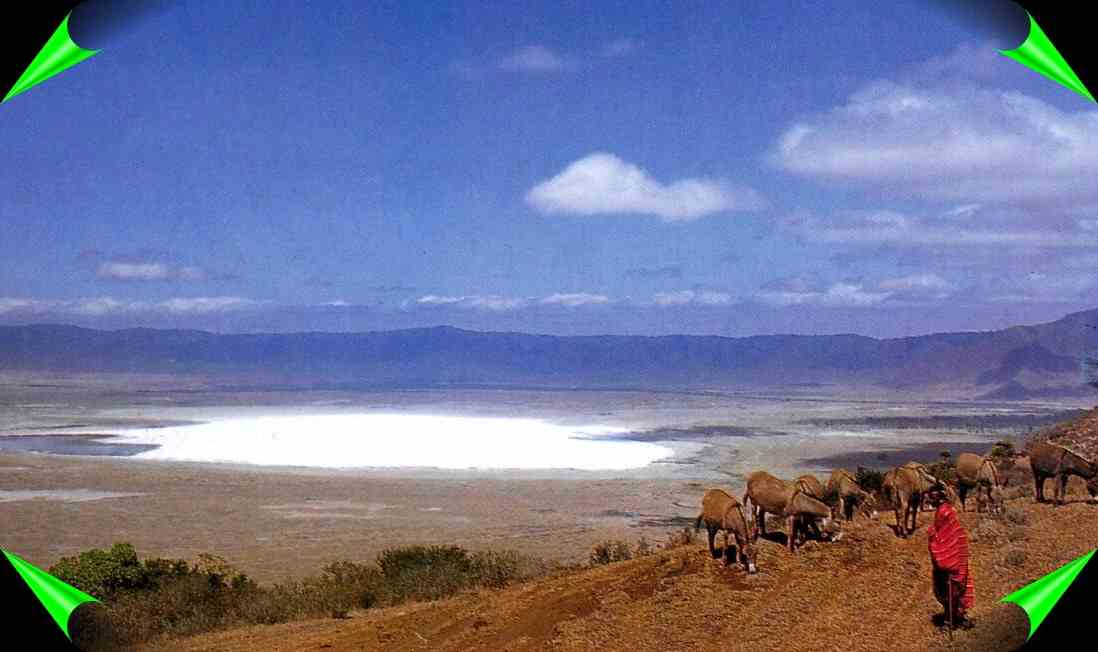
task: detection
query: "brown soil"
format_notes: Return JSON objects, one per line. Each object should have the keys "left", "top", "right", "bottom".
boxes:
{"left": 161, "top": 473, "right": 1098, "bottom": 652}
{"left": 1027, "top": 405, "right": 1098, "bottom": 461}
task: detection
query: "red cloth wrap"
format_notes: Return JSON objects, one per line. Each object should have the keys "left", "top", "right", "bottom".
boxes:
{"left": 927, "top": 502, "right": 974, "bottom": 611}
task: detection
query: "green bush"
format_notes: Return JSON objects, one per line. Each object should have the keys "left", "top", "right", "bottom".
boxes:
{"left": 55, "top": 542, "right": 551, "bottom": 648}
{"left": 926, "top": 460, "right": 956, "bottom": 484}
{"left": 990, "top": 440, "right": 1016, "bottom": 459}
{"left": 49, "top": 543, "right": 186, "bottom": 600}
{"left": 855, "top": 467, "right": 885, "bottom": 492}
{"left": 376, "top": 545, "right": 478, "bottom": 602}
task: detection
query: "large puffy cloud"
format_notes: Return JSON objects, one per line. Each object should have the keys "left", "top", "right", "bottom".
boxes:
{"left": 526, "top": 152, "right": 765, "bottom": 222}
{"left": 772, "top": 81, "right": 1098, "bottom": 204}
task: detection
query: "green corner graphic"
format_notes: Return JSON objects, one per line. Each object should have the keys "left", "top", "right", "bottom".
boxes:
{"left": 1000, "top": 548, "right": 1095, "bottom": 640}
{"left": 999, "top": 12, "right": 1094, "bottom": 102}
{"left": 3, "top": 13, "right": 100, "bottom": 104}
{"left": 3, "top": 550, "right": 98, "bottom": 640}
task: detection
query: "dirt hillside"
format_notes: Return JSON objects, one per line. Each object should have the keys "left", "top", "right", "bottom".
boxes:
{"left": 1027, "top": 405, "right": 1098, "bottom": 461}
{"left": 162, "top": 466, "right": 1098, "bottom": 652}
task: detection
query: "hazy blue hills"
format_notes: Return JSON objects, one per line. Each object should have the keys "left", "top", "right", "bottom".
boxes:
{"left": 1, "top": 308, "right": 1097, "bottom": 399}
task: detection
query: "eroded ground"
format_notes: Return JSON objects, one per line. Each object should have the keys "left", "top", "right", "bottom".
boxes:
{"left": 164, "top": 476, "right": 1091, "bottom": 652}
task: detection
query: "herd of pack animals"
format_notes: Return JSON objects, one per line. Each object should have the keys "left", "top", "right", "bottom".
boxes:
{"left": 694, "top": 441, "right": 1098, "bottom": 574}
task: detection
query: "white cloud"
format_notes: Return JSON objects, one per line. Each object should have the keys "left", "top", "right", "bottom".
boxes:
{"left": 156, "top": 297, "right": 262, "bottom": 314}
{"left": 97, "top": 262, "right": 170, "bottom": 281}
{"left": 979, "top": 270, "right": 1098, "bottom": 304}
{"left": 96, "top": 260, "right": 209, "bottom": 282}
{"left": 0, "top": 295, "right": 262, "bottom": 318}
{"left": 942, "top": 204, "right": 981, "bottom": 218}
{"left": 415, "top": 295, "right": 529, "bottom": 311}
{"left": 73, "top": 297, "right": 137, "bottom": 316}
{"left": 771, "top": 79, "right": 1098, "bottom": 204}
{"left": 414, "top": 292, "right": 616, "bottom": 311}
{"left": 526, "top": 152, "right": 764, "bottom": 222}
{"left": 499, "top": 45, "right": 568, "bottom": 73}
{"left": 878, "top": 273, "right": 954, "bottom": 293}
{"left": 540, "top": 293, "right": 610, "bottom": 307}
{"left": 177, "top": 266, "right": 208, "bottom": 281}
{"left": 653, "top": 290, "right": 734, "bottom": 306}
{"left": 781, "top": 208, "right": 1098, "bottom": 249}
{"left": 757, "top": 281, "right": 890, "bottom": 307}
{"left": 0, "top": 298, "right": 54, "bottom": 314}
{"left": 878, "top": 274, "right": 956, "bottom": 302}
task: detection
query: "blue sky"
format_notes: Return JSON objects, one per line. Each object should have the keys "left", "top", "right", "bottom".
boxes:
{"left": 2, "top": 1, "right": 1097, "bottom": 337}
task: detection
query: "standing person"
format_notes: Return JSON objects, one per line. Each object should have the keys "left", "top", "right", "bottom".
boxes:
{"left": 926, "top": 482, "right": 975, "bottom": 629}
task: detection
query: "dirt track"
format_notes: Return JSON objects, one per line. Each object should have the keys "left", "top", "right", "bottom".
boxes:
{"left": 163, "top": 475, "right": 1098, "bottom": 652}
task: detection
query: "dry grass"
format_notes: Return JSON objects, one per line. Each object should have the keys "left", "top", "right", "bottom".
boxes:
{"left": 160, "top": 482, "right": 1098, "bottom": 652}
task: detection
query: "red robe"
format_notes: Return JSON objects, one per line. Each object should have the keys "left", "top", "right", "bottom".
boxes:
{"left": 927, "top": 502, "right": 974, "bottom": 612}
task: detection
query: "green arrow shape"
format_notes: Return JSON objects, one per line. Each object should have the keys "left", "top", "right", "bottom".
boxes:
{"left": 999, "top": 12, "right": 1094, "bottom": 102}
{"left": 3, "top": 13, "right": 100, "bottom": 104}
{"left": 1000, "top": 548, "right": 1095, "bottom": 640}
{"left": 2, "top": 550, "right": 98, "bottom": 640}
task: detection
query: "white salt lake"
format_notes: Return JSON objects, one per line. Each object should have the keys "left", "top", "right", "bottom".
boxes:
{"left": 100, "top": 413, "right": 676, "bottom": 471}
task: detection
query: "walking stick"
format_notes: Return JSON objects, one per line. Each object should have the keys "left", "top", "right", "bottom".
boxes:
{"left": 947, "top": 579, "right": 954, "bottom": 641}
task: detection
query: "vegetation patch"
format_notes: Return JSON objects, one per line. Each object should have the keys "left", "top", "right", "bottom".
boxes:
{"left": 54, "top": 542, "right": 552, "bottom": 650}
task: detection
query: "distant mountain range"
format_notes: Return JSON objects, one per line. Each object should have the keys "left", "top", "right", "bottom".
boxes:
{"left": 2, "top": 308, "right": 1097, "bottom": 400}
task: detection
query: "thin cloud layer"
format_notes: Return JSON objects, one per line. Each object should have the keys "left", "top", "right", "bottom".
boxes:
{"left": 452, "top": 44, "right": 572, "bottom": 78}
{"left": 96, "top": 260, "right": 209, "bottom": 282}
{"left": 540, "top": 293, "right": 611, "bottom": 307}
{"left": 754, "top": 273, "right": 966, "bottom": 308}
{"left": 499, "top": 45, "right": 568, "bottom": 72}
{"left": 772, "top": 80, "right": 1098, "bottom": 204}
{"left": 652, "top": 290, "right": 734, "bottom": 306}
{"left": 0, "top": 296, "right": 263, "bottom": 316}
{"left": 781, "top": 208, "right": 1098, "bottom": 250}
{"left": 526, "top": 152, "right": 764, "bottom": 222}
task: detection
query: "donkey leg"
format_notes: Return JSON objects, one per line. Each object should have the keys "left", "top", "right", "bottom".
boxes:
{"left": 721, "top": 531, "right": 731, "bottom": 566}
{"left": 707, "top": 524, "right": 718, "bottom": 559}
{"left": 787, "top": 515, "right": 797, "bottom": 552}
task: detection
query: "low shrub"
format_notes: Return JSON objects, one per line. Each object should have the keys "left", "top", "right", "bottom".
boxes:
{"left": 665, "top": 527, "right": 696, "bottom": 549}
{"left": 926, "top": 460, "right": 956, "bottom": 485}
{"left": 855, "top": 467, "right": 885, "bottom": 492}
{"left": 56, "top": 541, "right": 552, "bottom": 649}
{"left": 589, "top": 540, "right": 632, "bottom": 566}
{"left": 49, "top": 543, "right": 187, "bottom": 600}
